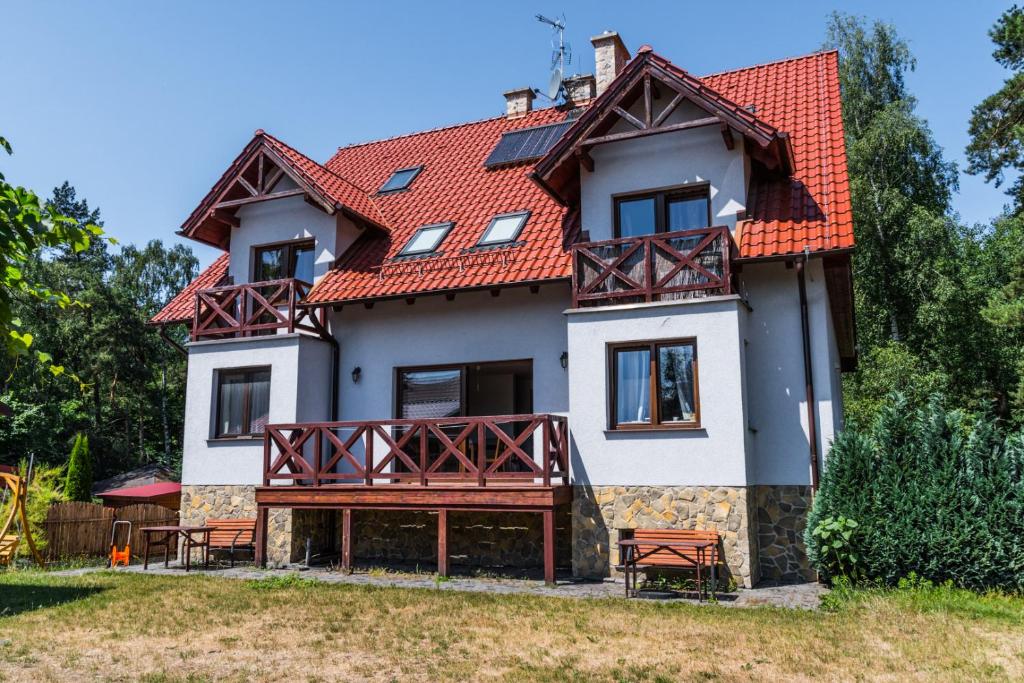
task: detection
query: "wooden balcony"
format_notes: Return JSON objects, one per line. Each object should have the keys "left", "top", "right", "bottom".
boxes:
{"left": 571, "top": 226, "right": 738, "bottom": 308}
{"left": 261, "top": 414, "right": 569, "bottom": 490}
{"left": 191, "top": 278, "right": 327, "bottom": 341}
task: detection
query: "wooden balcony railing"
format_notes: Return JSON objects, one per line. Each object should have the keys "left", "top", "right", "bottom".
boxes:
{"left": 571, "top": 226, "right": 738, "bottom": 308}
{"left": 262, "top": 414, "right": 570, "bottom": 488}
{"left": 191, "top": 278, "right": 327, "bottom": 341}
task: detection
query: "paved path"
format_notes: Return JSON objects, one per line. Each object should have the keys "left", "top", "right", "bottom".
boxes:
{"left": 52, "top": 562, "right": 827, "bottom": 609}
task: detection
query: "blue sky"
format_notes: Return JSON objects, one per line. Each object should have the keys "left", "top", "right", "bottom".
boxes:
{"left": 1, "top": 1, "right": 1015, "bottom": 268}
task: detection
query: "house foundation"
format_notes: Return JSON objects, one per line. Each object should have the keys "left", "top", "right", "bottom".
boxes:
{"left": 754, "top": 485, "right": 815, "bottom": 582}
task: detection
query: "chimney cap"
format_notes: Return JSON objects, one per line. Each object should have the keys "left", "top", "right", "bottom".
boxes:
{"left": 637, "top": 44, "right": 653, "bottom": 54}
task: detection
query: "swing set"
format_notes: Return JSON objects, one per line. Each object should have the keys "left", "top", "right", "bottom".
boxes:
{"left": 0, "top": 463, "right": 44, "bottom": 567}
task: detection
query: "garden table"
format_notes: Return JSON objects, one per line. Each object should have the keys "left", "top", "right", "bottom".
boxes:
{"left": 617, "top": 538, "right": 717, "bottom": 601}
{"left": 141, "top": 525, "right": 216, "bottom": 572}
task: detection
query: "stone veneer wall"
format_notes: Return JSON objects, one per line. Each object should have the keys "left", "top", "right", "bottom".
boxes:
{"left": 180, "top": 485, "right": 293, "bottom": 567}
{"left": 754, "top": 485, "right": 815, "bottom": 583}
{"left": 572, "top": 485, "right": 760, "bottom": 587}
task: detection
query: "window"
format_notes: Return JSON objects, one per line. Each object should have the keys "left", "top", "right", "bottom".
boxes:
{"left": 253, "top": 240, "right": 315, "bottom": 283}
{"left": 610, "top": 340, "right": 699, "bottom": 429}
{"left": 215, "top": 368, "right": 271, "bottom": 437}
{"left": 614, "top": 185, "right": 711, "bottom": 238}
{"left": 399, "top": 222, "right": 452, "bottom": 256}
{"left": 378, "top": 166, "right": 423, "bottom": 194}
{"left": 478, "top": 211, "right": 529, "bottom": 246}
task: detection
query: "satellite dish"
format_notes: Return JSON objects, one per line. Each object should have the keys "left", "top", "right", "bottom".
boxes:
{"left": 547, "top": 67, "right": 563, "bottom": 100}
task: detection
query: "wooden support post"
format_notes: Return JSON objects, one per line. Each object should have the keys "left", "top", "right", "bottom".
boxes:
{"left": 542, "top": 508, "right": 556, "bottom": 585}
{"left": 255, "top": 506, "right": 268, "bottom": 567}
{"left": 341, "top": 508, "right": 353, "bottom": 573}
{"left": 437, "top": 509, "right": 449, "bottom": 577}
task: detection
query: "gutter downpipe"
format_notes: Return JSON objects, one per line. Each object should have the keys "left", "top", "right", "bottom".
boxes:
{"left": 324, "top": 312, "right": 340, "bottom": 422}
{"left": 795, "top": 251, "right": 821, "bottom": 492}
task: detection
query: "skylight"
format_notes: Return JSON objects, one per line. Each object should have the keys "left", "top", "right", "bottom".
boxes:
{"left": 399, "top": 222, "right": 452, "bottom": 256}
{"left": 379, "top": 166, "right": 423, "bottom": 194}
{"left": 478, "top": 211, "right": 529, "bottom": 246}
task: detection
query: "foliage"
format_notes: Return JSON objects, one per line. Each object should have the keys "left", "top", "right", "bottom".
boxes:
{"left": 0, "top": 459, "right": 66, "bottom": 557}
{"left": 0, "top": 182, "right": 198, "bottom": 478}
{"left": 828, "top": 14, "right": 1019, "bottom": 425}
{"left": 966, "top": 5, "right": 1024, "bottom": 209}
{"left": 0, "top": 136, "right": 104, "bottom": 379}
{"left": 809, "top": 516, "right": 860, "bottom": 581}
{"left": 806, "top": 394, "right": 1024, "bottom": 591}
{"left": 63, "top": 433, "right": 92, "bottom": 502}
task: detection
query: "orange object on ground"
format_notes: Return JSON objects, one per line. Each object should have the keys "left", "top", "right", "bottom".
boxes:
{"left": 109, "top": 520, "right": 131, "bottom": 568}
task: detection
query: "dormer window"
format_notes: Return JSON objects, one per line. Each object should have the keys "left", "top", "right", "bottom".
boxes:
{"left": 399, "top": 222, "right": 452, "bottom": 256}
{"left": 378, "top": 166, "right": 423, "bottom": 194}
{"left": 614, "top": 184, "right": 711, "bottom": 238}
{"left": 478, "top": 211, "right": 529, "bottom": 246}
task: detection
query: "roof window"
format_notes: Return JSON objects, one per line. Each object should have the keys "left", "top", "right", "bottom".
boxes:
{"left": 398, "top": 222, "right": 452, "bottom": 256}
{"left": 478, "top": 211, "right": 529, "bottom": 246}
{"left": 378, "top": 165, "right": 423, "bottom": 194}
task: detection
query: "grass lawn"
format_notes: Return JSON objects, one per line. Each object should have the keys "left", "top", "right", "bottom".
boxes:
{"left": 1, "top": 571, "right": 1023, "bottom": 682}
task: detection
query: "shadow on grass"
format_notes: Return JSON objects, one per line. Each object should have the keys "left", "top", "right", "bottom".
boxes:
{"left": 0, "top": 583, "right": 106, "bottom": 617}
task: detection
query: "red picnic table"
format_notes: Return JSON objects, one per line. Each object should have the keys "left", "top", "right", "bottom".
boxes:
{"left": 617, "top": 537, "right": 718, "bottom": 601}
{"left": 141, "top": 525, "right": 217, "bottom": 572}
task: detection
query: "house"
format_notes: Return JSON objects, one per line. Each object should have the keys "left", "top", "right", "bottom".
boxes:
{"left": 150, "top": 33, "right": 855, "bottom": 586}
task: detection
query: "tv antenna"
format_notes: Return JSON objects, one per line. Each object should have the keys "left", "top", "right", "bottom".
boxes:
{"left": 535, "top": 14, "right": 571, "bottom": 102}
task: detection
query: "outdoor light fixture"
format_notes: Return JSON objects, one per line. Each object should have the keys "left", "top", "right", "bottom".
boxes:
{"left": 351, "top": 366, "right": 362, "bottom": 383}
{"left": 560, "top": 351, "right": 568, "bottom": 370}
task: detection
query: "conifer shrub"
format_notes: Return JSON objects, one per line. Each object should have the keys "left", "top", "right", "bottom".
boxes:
{"left": 64, "top": 433, "right": 93, "bottom": 502}
{"left": 807, "top": 395, "right": 1024, "bottom": 591}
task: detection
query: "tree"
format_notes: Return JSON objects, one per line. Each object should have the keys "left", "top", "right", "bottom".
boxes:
{"left": 0, "top": 137, "right": 100, "bottom": 373}
{"left": 966, "top": 6, "right": 1024, "bottom": 211}
{"left": 64, "top": 433, "right": 92, "bottom": 502}
{"left": 0, "top": 179, "right": 197, "bottom": 477}
{"left": 826, "top": 15, "right": 1009, "bottom": 421}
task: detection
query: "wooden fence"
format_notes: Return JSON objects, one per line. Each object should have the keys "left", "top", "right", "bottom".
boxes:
{"left": 42, "top": 501, "right": 179, "bottom": 560}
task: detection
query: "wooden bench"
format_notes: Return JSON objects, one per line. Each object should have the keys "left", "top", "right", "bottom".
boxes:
{"left": 617, "top": 529, "right": 721, "bottom": 599}
{"left": 0, "top": 534, "right": 19, "bottom": 565}
{"left": 206, "top": 519, "right": 257, "bottom": 567}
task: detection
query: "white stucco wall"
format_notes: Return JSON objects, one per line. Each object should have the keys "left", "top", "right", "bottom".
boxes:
{"left": 741, "top": 259, "right": 842, "bottom": 485}
{"left": 579, "top": 100, "right": 749, "bottom": 242}
{"left": 228, "top": 195, "right": 364, "bottom": 285}
{"left": 331, "top": 285, "right": 571, "bottom": 421}
{"left": 181, "top": 334, "right": 333, "bottom": 486}
{"left": 566, "top": 296, "right": 749, "bottom": 486}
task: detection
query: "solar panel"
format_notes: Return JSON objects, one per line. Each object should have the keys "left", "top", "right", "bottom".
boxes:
{"left": 484, "top": 120, "right": 573, "bottom": 168}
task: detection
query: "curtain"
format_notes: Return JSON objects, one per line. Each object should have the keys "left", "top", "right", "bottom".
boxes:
{"left": 616, "top": 349, "right": 651, "bottom": 423}
{"left": 218, "top": 375, "right": 245, "bottom": 436}
{"left": 248, "top": 370, "right": 271, "bottom": 433}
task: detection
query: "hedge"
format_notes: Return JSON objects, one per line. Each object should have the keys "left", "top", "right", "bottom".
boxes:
{"left": 806, "top": 395, "right": 1024, "bottom": 591}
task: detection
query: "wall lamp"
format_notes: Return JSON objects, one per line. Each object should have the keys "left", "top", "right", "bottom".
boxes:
{"left": 559, "top": 351, "right": 569, "bottom": 370}
{"left": 351, "top": 366, "right": 362, "bottom": 384}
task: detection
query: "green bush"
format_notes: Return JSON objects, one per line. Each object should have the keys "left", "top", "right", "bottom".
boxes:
{"left": 64, "top": 433, "right": 92, "bottom": 502}
{"left": 807, "top": 394, "right": 1024, "bottom": 591}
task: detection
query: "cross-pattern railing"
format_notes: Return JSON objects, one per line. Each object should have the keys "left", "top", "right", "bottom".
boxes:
{"left": 262, "top": 414, "right": 570, "bottom": 488}
{"left": 571, "top": 226, "right": 737, "bottom": 307}
{"left": 191, "top": 278, "right": 326, "bottom": 341}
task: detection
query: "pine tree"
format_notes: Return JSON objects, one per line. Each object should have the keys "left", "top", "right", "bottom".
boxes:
{"left": 64, "top": 433, "right": 93, "bottom": 502}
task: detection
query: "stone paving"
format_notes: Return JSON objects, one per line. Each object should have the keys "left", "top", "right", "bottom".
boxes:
{"left": 52, "top": 562, "right": 827, "bottom": 610}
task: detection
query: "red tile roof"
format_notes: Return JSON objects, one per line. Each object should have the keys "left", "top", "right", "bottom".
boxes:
{"left": 157, "top": 48, "right": 853, "bottom": 317}
{"left": 149, "top": 252, "right": 228, "bottom": 325}
{"left": 701, "top": 51, "right": 853, "bottom": 258}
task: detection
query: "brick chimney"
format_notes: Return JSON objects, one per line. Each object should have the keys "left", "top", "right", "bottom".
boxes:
{"left": 504, "top": 87, "right": 535, "bottom": 118}
{"left": 563, "top": 74, "right": 597, "bottom": 106}
{"left": 591, "top": 31, "right": 630, "bottom": 96}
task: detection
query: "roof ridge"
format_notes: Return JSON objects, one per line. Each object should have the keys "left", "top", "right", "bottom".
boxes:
{"left": 699, "top": 49, "right": 837, "bottom": 79}
{"left": 330, "top": 106, "right": 565, "bottom": 155}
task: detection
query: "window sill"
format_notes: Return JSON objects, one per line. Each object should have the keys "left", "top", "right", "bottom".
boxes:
{"left": 605, "top": 424, "right": 705, "bottom": 434}
{"left": 206, "top": 435, "right": 264, "bottom": 444}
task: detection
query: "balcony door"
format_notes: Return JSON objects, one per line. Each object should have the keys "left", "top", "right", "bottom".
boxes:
{"left": 614, "top": 184, "right": 711, "bottom": 238}
{"left": 396, "top": 360, "right": 533, "bottom": 473}
{"left": 253, "top": 239, "right": 315, "bottom": 284}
